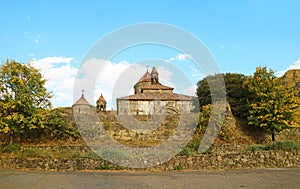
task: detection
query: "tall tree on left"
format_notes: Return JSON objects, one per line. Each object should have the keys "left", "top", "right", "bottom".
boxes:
{"left": 0, "top": 60, "right": 52, "bottom": 144}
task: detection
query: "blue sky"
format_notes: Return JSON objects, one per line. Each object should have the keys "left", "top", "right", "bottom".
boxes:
{"left": 1, "top": 0, "right": 300, "bottom": 108}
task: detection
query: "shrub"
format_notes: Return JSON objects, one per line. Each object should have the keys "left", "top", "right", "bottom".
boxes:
{"left": 173, "top": 164, "right": 183, "bottom": 170}
{"left": 265, "top": 140, "right": 300, "bottom": 150}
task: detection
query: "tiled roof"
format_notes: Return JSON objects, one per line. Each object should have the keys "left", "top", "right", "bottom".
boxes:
{"left": 73, "top": 96, "right": 90, "bottom": 106}
{"left": 117, "top": 93, "right": 195, "bottom": 101}
{"left": 137, "top": 70, "right": 151, "bottom": 83}
{"left": 140, "top": 83, "right": 173, "bottom": 90}
{"left": 97, "top": 93, "right": 106, "bottom": 103}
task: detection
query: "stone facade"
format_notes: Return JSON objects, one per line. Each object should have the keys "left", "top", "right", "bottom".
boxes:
{"left": 72, "top": 93, "right": 91, "bottom": 114}
{"left": 117, "top": 67, "right": 195, "bottom": 115}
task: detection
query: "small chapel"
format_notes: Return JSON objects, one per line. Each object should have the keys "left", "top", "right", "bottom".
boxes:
{"left": 117, "top": 67, "right": 195, "bottom": 115}
{"left": 72, "top": 90, "right": 107, "bottom": 115}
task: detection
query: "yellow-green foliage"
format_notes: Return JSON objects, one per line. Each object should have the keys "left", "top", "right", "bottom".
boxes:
{"left": 280, "top": 69, "right": 300, "bottom": 126}
{"left": 244, "top": 66, "right": 299, "bottom": 141}
{"left": 0, "top": 60, "right": 52, "bottom": 143}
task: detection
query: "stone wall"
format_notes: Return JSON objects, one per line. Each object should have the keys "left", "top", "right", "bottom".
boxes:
{"left": 117, "top": 100, "right": 193, "bottom": 115}
{"left": 0, "top": 149, "right": 299, "bottom": 171}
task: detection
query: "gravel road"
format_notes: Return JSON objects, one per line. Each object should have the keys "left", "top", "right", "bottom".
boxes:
{"left": 0, "top": 168, "right": 299, "bottom": 189}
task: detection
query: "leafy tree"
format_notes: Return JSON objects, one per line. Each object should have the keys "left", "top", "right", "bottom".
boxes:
{"left": 0, "top": 60, "right": 52, "bottom": 144}
{"left": 196, "top": 73, "right": 249, "bottom": 118}
{"left": 44, "top": 109, "right": 80, "bottom": 141}
{"left": 244, "top": 66, "right": 299, "bottom": 142}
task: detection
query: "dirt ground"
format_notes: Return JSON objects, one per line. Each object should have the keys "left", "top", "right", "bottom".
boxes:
{"left": 0, "top": 168, "right": 299, "bottom": 189}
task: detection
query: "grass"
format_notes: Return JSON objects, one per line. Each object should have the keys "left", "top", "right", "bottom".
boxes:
{"left": 95, "top": 161, "right": 123, "bottom": 170}
{"left": 0, "top": 144, "right": 99, "bottom": 158}
{"left": 245, "top": 140, "right": 300, "bottom": 152}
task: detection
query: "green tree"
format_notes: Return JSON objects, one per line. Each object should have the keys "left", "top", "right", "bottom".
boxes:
{"left": 44, "top": 109, "right": 80, "bottom": 141}
{"left": 244, "top": 66, "right": 299, "bottom": 142}
{"left": 196, "top": 73, "right": 249, "bottom": 118}
{"left": 0, "top": 60, "right": 52, "bottom": 144}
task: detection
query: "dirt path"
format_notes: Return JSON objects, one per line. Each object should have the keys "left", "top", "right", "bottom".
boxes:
{"left": 0, "top": 168, "right": 299, "bottom": 189}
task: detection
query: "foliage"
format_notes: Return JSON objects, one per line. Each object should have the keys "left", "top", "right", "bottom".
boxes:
{"left": 196, "top": 73, "right": 249, "bottom": 118}
{"left": 280, "top": 69, "right": 300, "bottom": 125}
{"left": 244, "top": 66, "right": 299, "bottom": 142}
{"left": 0, "top": 60, "right": 52, "bottom": 143}
{"left": 265, "top": 140, "right": 300, "bottom": 150}
{"left": 245, "top": 140, "right": 300, "bottom": 152}
{"left": 0, "top": 143, "right": 21, "bottom": 153}
{"left": 173, "top": 164, "right": 183, "bottom": 170}
{"left": 95, "top": 162, "right": 123, "bottom": 170}
{"left": 178, "top": 146, "right": 195, "bottom": 156}
{"left": 44, "top": 109, "right": 81, "bottom": 141}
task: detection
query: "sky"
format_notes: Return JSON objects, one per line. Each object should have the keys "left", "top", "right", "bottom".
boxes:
{"left": 1, "top": 0, "right": 300, "bottom": 108}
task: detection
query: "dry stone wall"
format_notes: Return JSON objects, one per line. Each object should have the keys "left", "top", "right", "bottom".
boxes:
{"left": 0, "top": 149, "right": 299, "bottom": 171}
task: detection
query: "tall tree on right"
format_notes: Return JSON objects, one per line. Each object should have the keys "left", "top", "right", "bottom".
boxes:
{"left": 244, "top": 66, "right": 299, "bottom": 142}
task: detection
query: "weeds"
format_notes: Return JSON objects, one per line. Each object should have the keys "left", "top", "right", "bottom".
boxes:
{"left": 245, "top": 140, "right": 300, "bottom": 152}
{"left": 95, "top": 161, "right": 123, "bottom": 170}
{"left": 173, "top": 164, "right": 183, "bottom": 170}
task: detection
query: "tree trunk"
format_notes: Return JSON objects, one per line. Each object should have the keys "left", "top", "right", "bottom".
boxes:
{"left": 9, "top": 134, "right": 13, "bottom": 145}
{"left": 271, "top": 129, "right": 276, "bottom": 142}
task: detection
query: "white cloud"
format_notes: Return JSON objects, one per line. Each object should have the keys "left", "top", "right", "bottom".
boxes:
{"left": 176, "top": 53, "right": 191, "bottom": 61}
{"left": 30, "top": 56, "right": 77, "bottom": 107}
{"left": 29, "top": 55, "right": 198, "bottom": 108}
{"left": 181, "top": 85, "right": 197, "bottom": 96}
{"left": 276, "top": 59, "right": 300, "bottom": 76}
{"left": 166, "top": 53, "right": 192, "bottom": 62}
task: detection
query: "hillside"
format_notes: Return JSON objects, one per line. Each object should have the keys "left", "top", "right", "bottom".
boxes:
{"left": 280, "top": 69, "right": 300, "bottom": 126}
{"left": 280, "top": 69, "right": 300, "bottom": 97}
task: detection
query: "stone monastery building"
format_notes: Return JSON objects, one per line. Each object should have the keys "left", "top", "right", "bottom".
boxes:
{"left": 116, "top": 67, "right": 195, "bottom": 115}
{"left": 73, "top": 67, "right": 196, "bottom": 115}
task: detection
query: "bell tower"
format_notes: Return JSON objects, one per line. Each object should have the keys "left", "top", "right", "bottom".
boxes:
{"left": 151, "top": 67, "right": 159, "bottom": 84}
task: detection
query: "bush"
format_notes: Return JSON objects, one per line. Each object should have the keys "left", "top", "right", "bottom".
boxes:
{"left": 173, "top": 164, "right": 183, "bottom": 170}
{"left": 265, "top": 140, "right": 300, "bottom": 150}
{"left": 245, "top": 140, "right": 300, "bottom": 152}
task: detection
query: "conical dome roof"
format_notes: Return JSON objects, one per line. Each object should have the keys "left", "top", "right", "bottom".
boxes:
{"left": 97, "top": 93, "right": 106, "bottom": 103}
{"left": 137, "top": 70, "right": 152, "bottom": 83}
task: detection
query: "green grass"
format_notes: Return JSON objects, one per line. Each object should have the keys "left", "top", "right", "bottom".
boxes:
{"left": 244, "top": 144, "right": 265, "bottom": 152}
{"left": 95, "top": 161, "right": 123, "bottom": 170}
{"left": 265, "top": 140, "right": 300, "bottom": 150}
{"left": 245, "top": 140, "right": 300, "bottom": 152}
{"left": 0, "top": 144, "right": 100, "bottom": 158}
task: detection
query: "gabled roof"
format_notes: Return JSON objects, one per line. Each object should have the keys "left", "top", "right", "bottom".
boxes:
{"left": 73, "top": 95, "right": 90, "bottom": 106}
{"left": 140, "top": 83, "right": 173, "bottom": 90}
{"left": 117, "top": 92, "right": 195, "bottom": 101}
